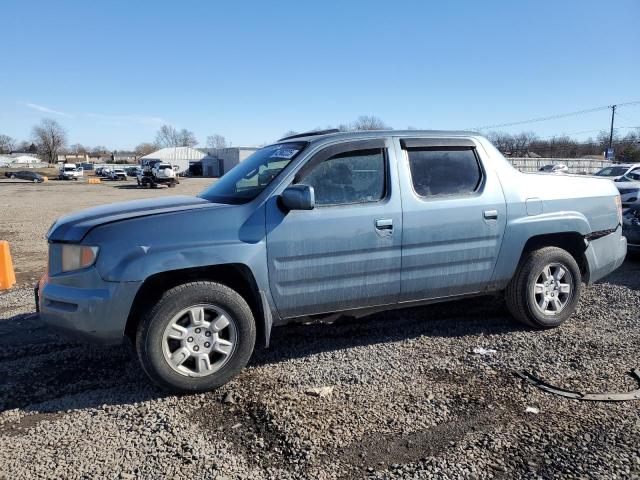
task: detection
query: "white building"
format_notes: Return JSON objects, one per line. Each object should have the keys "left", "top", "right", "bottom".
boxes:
{"left": 197, "top": 147, "right": 259, "bottom": 177}
{"left": 139, "top": 147, "right": 209, "bottom": 174}
{"left": 0, "top": 154, "right": 45, "bottom": 167}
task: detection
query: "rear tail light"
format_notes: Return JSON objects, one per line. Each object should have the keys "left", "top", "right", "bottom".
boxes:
{"left": 615, "top": 195, "right": 622, "bottom": 225}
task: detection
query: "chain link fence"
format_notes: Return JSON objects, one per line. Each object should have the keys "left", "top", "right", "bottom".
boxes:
{"left": 509, "top": 157, "right": 610, "bottom": 174}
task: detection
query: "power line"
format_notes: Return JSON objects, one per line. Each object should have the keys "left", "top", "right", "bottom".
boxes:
{"left": 544, "top": 126, "right": 640, "bottom": 138}
{"left": 474, "top": 100, "right": 640, "bottom": 130}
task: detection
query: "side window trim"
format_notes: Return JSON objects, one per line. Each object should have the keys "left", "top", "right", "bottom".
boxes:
{"left": 294, "top": 139, "right": 386, "bottom": 183}
{"left": 294, "top": 141, "right": 390, "bottom": 208}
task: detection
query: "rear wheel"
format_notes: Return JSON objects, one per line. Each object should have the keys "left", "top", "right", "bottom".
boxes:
{"left": 136, "top": 281, "right": 256, "bottom": 392}
{"left": 505, "top": 247, "right": 581, "bottom": 328}
{"left": 10, "top": 174, "right": 16, "bottom": 179}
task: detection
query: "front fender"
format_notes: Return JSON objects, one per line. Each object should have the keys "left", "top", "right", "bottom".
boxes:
{"left": 104, "top": 241, "right": 243, "bottom": 282}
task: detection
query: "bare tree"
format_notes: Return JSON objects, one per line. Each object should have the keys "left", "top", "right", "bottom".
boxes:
{"left": 32, "top": 118, "right": 67, "bottom": 164}
{"left": 512, "top": 131, "right": 537, "bottom": 156}
{"left": 0, "top": 134, "right": 15, "bottom": 153}
{"left": 155, "top": 124, "right": 179, "bottom": 147}
{"left": 177, "top": 129, "right": 198, "bottom": 147}
{"left": 91, "top": 146, "right": 109, "bottom": 155}
{"left": 351, "top": 115, "right": 389, "bottom": 131}
{"left": 134, "top": 142, "right": 156, "bottom": 157}
{"left": 155, "top": 125, "right": 197, "bottom": 147}
{"left": 69, "top": 143, "right": 88, "bottom": 155}
{"left": 206, "top": 134, "right": 227, "bottom": 148}
{"left": 280, "top": 130, "right": 298, "bottom": 139}
{"left": 487, "top": 129, "right": 640, "bottom": 161}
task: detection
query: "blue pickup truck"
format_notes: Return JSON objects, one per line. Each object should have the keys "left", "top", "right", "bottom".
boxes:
{"left": 37, "top": 130, "right": 626, "bottom": 392}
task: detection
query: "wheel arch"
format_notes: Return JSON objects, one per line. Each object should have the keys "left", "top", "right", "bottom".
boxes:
{"left": 519, "top": 232, "right": 588, "bottom": 279}
{"left": 125, "top": 263, "right": 270, "bottom": 347}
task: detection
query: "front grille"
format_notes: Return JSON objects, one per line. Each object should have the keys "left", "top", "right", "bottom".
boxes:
{"left": 618, "top": 188, "right": 640, "bottom": 195}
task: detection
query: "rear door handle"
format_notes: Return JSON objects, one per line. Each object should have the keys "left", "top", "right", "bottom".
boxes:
{"left": 483, "top": 210, "right": 498, "bottom": 220}
{"left": 375, "top": 218, "right": 393, "bottom": 236}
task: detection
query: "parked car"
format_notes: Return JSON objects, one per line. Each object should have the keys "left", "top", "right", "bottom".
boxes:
{"left": 614, "top": 170, "right": 640, "bottom": 207}
{"left": 538, "top": 164, "right": 568, "bottom": 174}
{"left": 59, "top": 163, "right": 83, "bottom": 180}
{"left": 622, "top": 202, "right": 640, "bottom": 253}
{"left": 37, "top": 130, "right": 627, "bottom": 392}
{"left": 594, "top": 163, "right": 640, "bottom": 181}
{"left": 108, "top": 168, "right": 127, "bottom": 181}
{"left": 4, "top": 170, "right": 44, "bottom": 183}
{"left": 125, "top": 166, "right": 140, "bottom": 177}
{"left": 137, "top": 161, "right": 177, "bottom": 188}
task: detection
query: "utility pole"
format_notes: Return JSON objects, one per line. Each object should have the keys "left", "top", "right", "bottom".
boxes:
{"left": 608, "top": 104, "right": 616, "bottom": 149}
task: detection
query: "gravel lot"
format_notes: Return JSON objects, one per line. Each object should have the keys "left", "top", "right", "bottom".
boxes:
{"left": 1, "top": 178, "right": 639, "bottom": 479}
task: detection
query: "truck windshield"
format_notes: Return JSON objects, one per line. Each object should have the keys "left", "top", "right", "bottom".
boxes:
{"left": 595, "top": 166, "right": 629, "bottom": 177}
{"left": 199, "top": 141, "right": 307, "bottom": 204}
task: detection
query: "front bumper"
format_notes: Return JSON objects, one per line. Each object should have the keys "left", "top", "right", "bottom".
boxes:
{"left": 36, "top": 268, "right": 141, "bottom": 344}
{"left": 584, "top": 225, "right": 627, "bottom": 283}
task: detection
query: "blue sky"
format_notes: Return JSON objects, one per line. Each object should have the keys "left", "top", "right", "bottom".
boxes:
{"left": 1, "top": 0, "right": 638, "bottom": 150}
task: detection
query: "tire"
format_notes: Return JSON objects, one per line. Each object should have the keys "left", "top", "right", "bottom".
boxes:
{"left": 505, "top": 247, "right": 581, "bottom": 329}
{"left": 136, "top": 281, "right": 256, "bottom": 392}
{"left": 10, "top": 174, "right": 16, "bottom": 179}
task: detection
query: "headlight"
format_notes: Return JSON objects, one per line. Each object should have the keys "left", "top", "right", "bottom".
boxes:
{"left": 61, "top": 245, "right": 99, "bottom": 272}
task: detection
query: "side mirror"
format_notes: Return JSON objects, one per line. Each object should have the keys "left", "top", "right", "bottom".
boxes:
{"left": 281, "top": 184, "right": 315, "bottom": 211}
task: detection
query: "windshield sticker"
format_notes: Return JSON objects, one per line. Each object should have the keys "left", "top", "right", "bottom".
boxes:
{"left": 270, "top": 148, "right": 299, "bottom": 159}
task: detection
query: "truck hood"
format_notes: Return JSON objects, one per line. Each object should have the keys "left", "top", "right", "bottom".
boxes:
{"left": 48, "top": 195, "right": 213, "bottom": 243}
{"left": 615, "top": 181, "right": 640, "bottom": 189}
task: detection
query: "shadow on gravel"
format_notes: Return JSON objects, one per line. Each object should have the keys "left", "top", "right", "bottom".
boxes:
{"left": 4, "top": 259, "right": 638, "bottom": 415}
{"left": 600, "top": 256, "right": 640, "bottom": 289}
{"left": 113, "top": 184, "right": 178, "bottom": 190}
{"left": 0, "top": 296, "right": 518, "bottom": 414}
{"left": 251, "top": 295, "right": 526, "bottom": 368}
{"left": 0, "top": 313, "right": 163, "bottom": 413}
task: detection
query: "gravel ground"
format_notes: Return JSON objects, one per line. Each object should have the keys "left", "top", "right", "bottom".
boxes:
{"left": 1, "top": 180, "right": 639, "bottom": 479}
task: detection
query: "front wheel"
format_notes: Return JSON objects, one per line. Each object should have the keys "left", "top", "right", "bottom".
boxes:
{"left": 136, "top": 281, "right": 256, "bottom": 392}
{"left": 505, "top": 247, "right": 581, "bottom": 328}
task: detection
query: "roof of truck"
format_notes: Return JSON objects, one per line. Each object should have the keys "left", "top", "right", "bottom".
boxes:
{"left": 278, "top": 129, "right": 482, "bottom": 144}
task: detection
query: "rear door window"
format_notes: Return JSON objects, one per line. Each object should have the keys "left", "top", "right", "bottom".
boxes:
{"left": 406, "top": 147, "right": 482, "bottom": 197}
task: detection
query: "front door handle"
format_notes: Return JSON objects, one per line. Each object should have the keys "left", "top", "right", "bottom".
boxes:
{"left": 483, "top": 210, "right": 498, "bottom": 220}
{"left": 375, "top": 218, "right": 393, "bottom": 236}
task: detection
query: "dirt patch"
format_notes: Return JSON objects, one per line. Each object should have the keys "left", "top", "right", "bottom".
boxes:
{"left": 193, "top": 394, "right": 305, "bottom": 472}
{"left": 342, "top": 410, "right": 498, "bottom": 472}
{"left": 1, "top": 412, "right": 65, "bottom": 437}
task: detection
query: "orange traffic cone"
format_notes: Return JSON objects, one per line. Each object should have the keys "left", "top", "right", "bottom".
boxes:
{"left": 0, "top": 241, "right": 16, "bottom": 290}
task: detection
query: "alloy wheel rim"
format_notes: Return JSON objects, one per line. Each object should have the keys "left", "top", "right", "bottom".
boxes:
{"left": 162, "top": 304, "right": 238, "bottom": 377}
{"left": 532, "top": 263, "right": 572, "bottom": 315}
